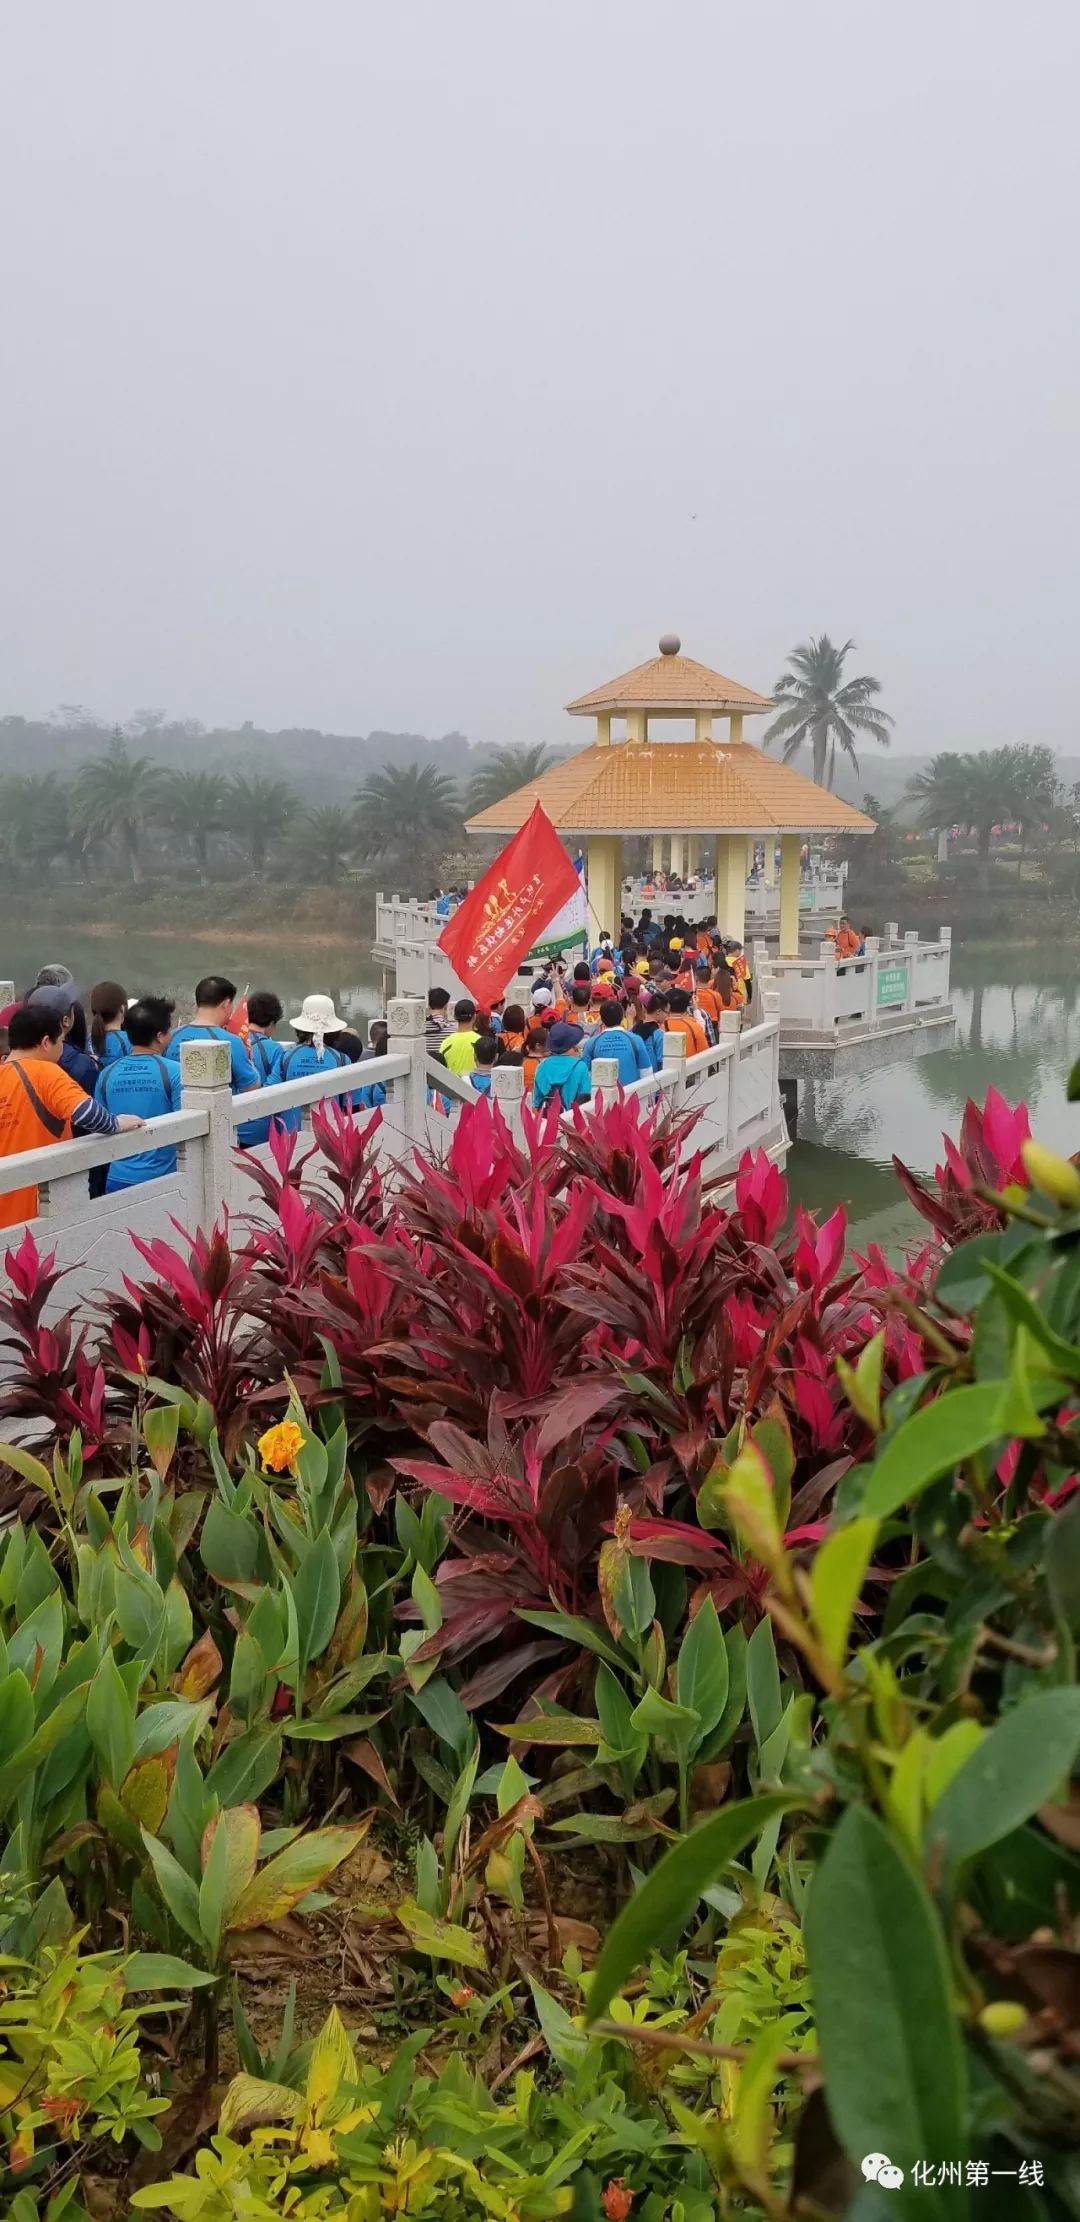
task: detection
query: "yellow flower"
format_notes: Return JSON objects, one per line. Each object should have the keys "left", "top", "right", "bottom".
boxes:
{"left": 258, "top": 1418, "right": 305, "bottom": 1473}
{"left": 1021, "top": 1138, "right": 1080, "bottom": 1209}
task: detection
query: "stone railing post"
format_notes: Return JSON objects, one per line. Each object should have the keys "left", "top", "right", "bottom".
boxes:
{"left": 386, "top": 997, "right": 428, "bottom": 1149}
{"left": 718, "top": 1010, "right": 741, "bottom": 1151}
{"left": 939, "top": 925, "right": 952, "bottom": 1003}
{"left": 179, "top": 1039, "right": 235, "bottom": 1228}
{"left": 0, "top": 980, "right": 14, "bottom": 1008}
{"left": 818, "top": 940, "right": 837, "bottom": 1032}
{"left": 490, "top": 1062, "right": 525, "bottom": 1145}
{"left": 863, "top": 935, "right": 880, "bottom": 1027}
{"left": 883, "top": 920, "right": 898, "bottom": 949}
{"left": 591, "top": 1055, "right": 621, "bottom": 1108}
{"left": 903, "top": 928, "right": 920, "bottom": 1012}
{"left": 661, "top": 1029, "right": 687, "bottom": 1103}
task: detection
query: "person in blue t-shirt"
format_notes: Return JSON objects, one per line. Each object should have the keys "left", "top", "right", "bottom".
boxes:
{"left": 532, "top": 1022, "right": 594, "bottom": 1112}
{"left": 90, "top": 981, "right": 131, "bottom": 1066}
{"left": 469, "top": 1034, "right": 498, "bottom": 1096}
{"left": 582, "top": 999, "right": 653, "bottom": 1085}
{"left": 275, "top": 995, "right": 354, "bottom": 1133}
{"left": 94, "top": 996, "right": 183, "bottom": 1192}
{"left": 168, "top": 975, "right": 261, "bottom": 1095}
{"left": 236, "top": 991, "right": 286, "bottom": 1148}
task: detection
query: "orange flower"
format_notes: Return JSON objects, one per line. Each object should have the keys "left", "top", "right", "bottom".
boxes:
{"left": 449, "top": 1985, "right": 476, "bottom": 2008}
{"left": 602, "top": 2180, "right": 633, "bottom": 2220}
{"left": 258, "top": 1418, "right": 305, "bottom": 1473}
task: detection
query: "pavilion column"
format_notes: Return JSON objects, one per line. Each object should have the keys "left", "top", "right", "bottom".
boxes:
{"left": 746, "top": 836, "right": 756, "bottom": 873}
{"left": 626, "top": 710, "right": 647, "bottom": 744}
{"left": 695, "top": 712, "right": 713, "bottom": 741}
{"left": 764, "top": 839, "right": 776, "bottom": 887}
{"left": 669, "top": 834, "right": 685, "bottom": 877}
{"left": 651, "top": 835, "right": 664, "bottom": 874}
{"left": 586, "top": 835, "right": 623, "bottom": 938}
{"left": 596, "top": 714, "right": 612, "bottom": 747}
{"left": 714, "top": 835, "right": 746, "bottom": 941}
{"left": 779, "top": 834, "right": 801, "bottom": 957}
{"left": 729, "top": 712, "right": 744, "bottom": 745}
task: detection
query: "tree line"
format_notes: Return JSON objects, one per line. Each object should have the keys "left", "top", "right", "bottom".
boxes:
{"left": 0, "top": 738, "right": 555, "bottom": 888}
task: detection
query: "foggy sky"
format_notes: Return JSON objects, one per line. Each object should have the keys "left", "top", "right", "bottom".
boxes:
{"left": 2, "top": 1, "right": 1077, "bottom": 755}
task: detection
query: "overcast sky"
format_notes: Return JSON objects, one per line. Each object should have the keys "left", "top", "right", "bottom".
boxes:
{"left": 2, "top": 1, "right": 1076, "bottom": 755}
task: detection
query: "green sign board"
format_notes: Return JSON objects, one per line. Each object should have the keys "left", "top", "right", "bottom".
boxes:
{"left": 876, "top": 964, "right": 908, "bottom": 1006}
{"left": 798, "top": 886, "right": 814, "bottom": 910}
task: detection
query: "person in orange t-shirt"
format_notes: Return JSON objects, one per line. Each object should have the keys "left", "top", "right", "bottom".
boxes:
{"left": 834, "top": 915, "right": 861, "bottom": 961}
{"left": 0, "top": 1003, "right": 142, "bottom": 1230}
{"left": 662, "top": 988, "right": 708, "bottom": 1056}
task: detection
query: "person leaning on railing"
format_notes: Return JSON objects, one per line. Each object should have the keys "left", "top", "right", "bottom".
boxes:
{"left": 0, "top": 1003, "right": 144, "bottom": 1231}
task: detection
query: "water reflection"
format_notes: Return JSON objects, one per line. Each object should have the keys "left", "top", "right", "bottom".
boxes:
{"left": 789, "top": 950, "right": 1080, "bottom": 1251}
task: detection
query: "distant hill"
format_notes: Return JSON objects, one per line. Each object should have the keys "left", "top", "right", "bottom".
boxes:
{"left": 0, "top": 715, "right": 572, "bottom": 805}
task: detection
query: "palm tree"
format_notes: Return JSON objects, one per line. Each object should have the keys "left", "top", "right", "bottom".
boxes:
{"left": 71, "top": 732, "right": 165, "bottom": 883}
{"left": 160, "top": 769, "right": 231, "bottom": 877}
{"left": 466, "top": 744, "right": 554, "bottom": 817}
{"left": 293, "top": 804, "right": 355, "bottom": 882}
{"left": 0, "top": 773, "right": 76, "bottom": 877}
{"left": 765, "top": 636, "right": 893, "bottom": 789}
{"left": 227, "top": 773, "right": 297, "bottom": 874}
{"left": 908, "top": 749, "right": 1017, "bottom": 892}
{"left": 353, "top": 761, "right": 462, "bottom": 882}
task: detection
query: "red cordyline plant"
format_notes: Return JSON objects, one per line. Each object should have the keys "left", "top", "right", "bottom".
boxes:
{"left": 893, "top": 1084, "right": 1031, "bottom": 1245}
{"left": 0, "top": 1228, "right": 109, "bottom": 1458}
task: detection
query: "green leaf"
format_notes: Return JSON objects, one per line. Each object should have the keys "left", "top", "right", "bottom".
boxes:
{"left": 87, "top": 1649, "right": 135, "bottom": 1790}
{"left": 1046, "top": 1490, "right": 1080, "bottom": 1635}
{"left": 982, "top": 1260, "right": 1080, "bottom": 1383}
{"left": 585, "top": 1794, "right": 800, "bottom": 2022}
{"left": 675, "top": 1596, "right": 729, "bottom": 1757}
{"left": 407, "top": 1675, "right": 476, "bottom": 1767}
{"left": 495, "top": 1711, "right": 602, "bottom": 1746}
{"left": 202, "top": 1499, "right": 262, "bottom": 1583}
{"left": 142, "top": 1829, "right": 205, "bottom": 1950}
{"left": 933, "top": 1231, "right": 1004, "bottom": 1312}
{"left": 291, "top": 1528, "right": 340, "bottom": 1677}
{"left": 805, "top": 1807, "right": 966, "bottom": 2222}
{"left": 443, "top": 1741, "right": 480, "bottom": 1874}
{"left": 746, "top": 1618, "right": 782, "bottom": 1755}
{"left": 696, "top": 1625, "right": 748, "bottom": 1762}
{"left": 0, "top": 1441, "right": 60, "bottom": 1517}
{"left": 928, "top": 1688, "right": 1080, "bottom": 1870}
{"left": 835, "top": 1331, "right": 885, "bottom": 1432}
{"left": 809, "top": 1518, "right": 878, "bottom": 1669}
{"left": 612, "top": 1554, "right": 655, "bottom": 1643}
{"left": 0, "top": 1669, "right": 35, "bottom": 1762}
{"left": 205, "top": 1726, "right": 283, "bottom": 1810}
{"left": 394, "top": 1896, "right": 487, "bottom": 1969}
{"left": 516, "top": 1608, "right": 628, "bottom": 1674}
{"left": 862, "top": 1384, "right": 1011, "bottom": 1520}
{"left": 122, "top": 1953, "right": 218, "bottom": 1990}
{"left": 143, "top": 1402, "right": 181, "bottom": 1482}
{"left": 528, "top": 1976, "right": 589, "bottom": 2072}
{"left": 198, "top": 1808, "right": 231, "bottom": 1965}
{"left": 228, "top": 1821, "right": 369, "bottom": 1931}
{"left": 594, "top": 1665, "right": 646, "bottom": 1777}
{"left": 630, "top": 1684, "right": 699, "bottom": 1766}
{"left": 114, "top": 1565, "right": 167, "bottom": 1663}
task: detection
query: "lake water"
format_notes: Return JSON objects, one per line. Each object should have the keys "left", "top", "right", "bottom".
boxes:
{"left": 3, "top": 927, "right": 1076, "bottom": 1255}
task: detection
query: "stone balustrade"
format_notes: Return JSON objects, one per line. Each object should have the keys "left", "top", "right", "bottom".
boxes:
{"left": 753, "top": 925, "right": 953, "bottom": 1041}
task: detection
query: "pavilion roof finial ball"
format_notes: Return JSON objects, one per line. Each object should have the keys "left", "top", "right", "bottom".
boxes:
{"left": 658, "top": 633, "right": 681, "bottom": 657}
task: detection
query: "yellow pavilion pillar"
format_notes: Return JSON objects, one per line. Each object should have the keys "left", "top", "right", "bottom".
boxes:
{"left": 586, "top": 836, "right": 622, "bottom": 939}
{"left": 714, "top": 835, "right": 746, "bottom": 941}
{"left": 729, "top": 712, "right": 744, "bottom": 745}
{"left": 669, "top": 834, "right": 685, "bottom": 877}
{"left": 596, "top": 714, "right": 611, "bottom": 747}
{"left": 651, "top": 835, "right": 664, "bottom": 874}
{"left": 779, "top": 834, "right": 801, "bottom": 957}
{"left": 764, "top": 839, "right": 776, "bottom": 887}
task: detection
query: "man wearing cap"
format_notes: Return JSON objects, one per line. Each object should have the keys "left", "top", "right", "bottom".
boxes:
{"left": 532, "top": 1020, "right": 593, "bottom": 1112}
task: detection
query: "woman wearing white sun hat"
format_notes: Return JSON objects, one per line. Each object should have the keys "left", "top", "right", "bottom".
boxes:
{"left": 274, "top": 994, "right": 353, "bottom": 1134}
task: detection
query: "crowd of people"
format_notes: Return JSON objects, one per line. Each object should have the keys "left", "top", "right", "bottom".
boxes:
{"left": 0, "top": 968, "right": 389, "bottom": 1229}
{"left": 427, "top": 908, "right": 755, "bottom": 1113}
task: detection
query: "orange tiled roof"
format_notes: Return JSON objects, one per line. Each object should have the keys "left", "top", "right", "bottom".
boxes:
{"left": 566, "top": 652, "right": 773, "bottom": 715}
{"left": 466, "top": 739, "right": 876, "bottom": 836}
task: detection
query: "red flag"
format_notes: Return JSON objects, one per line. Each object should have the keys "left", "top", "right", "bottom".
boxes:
{"left": 226, "top": 985, "right": 252, "bottom": 1051}
{"left": 438, "top": 803, "right": 580, "bottom": 1003}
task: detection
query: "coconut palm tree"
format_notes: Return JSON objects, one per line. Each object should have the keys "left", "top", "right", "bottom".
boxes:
{"left": 765, "top": 636, "right": 893, "bottom": 789}
{"left": 71, "top": 732, "right": 165, "bottom": 882}
{"left": 466, "top": 744, "right": 554, "bottom": 817}
{"left": 293, "top": 804, "right": 355, "bottom": 882}
{"left": 160, "top": 769, "right": 232, "bottom": 877}
{"left": 353, "top": 761, "right": 462, "bottom": 882}
{"left": 908, "top": 749, "right": 1017, "bottom": 893}
{"left": 227, "top": 773, "right": 297, "bottom": 874}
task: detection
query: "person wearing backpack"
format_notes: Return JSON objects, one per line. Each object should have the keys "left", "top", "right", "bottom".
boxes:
{"left": 532, "top": 1021, "right": 593, "bottom": 1113}
{"left": 236, "top": 991, "right": 287, "bottom": 1148}
{"left": 94, "top": 996, "right": 182, "bottom": 1192}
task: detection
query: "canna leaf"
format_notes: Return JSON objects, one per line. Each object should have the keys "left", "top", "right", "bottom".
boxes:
{"left": 292, "top": 1528, "right": 341, "bottom": 1677}
{"left": 143, "top": 1402, "right": 181, "bottom": 1481}
{"left": 676, "top": 1596, "right": 729, "bottom": 1756}
{"left": 394, "top": 1896, "right": 487, "bottom": 1969}
{"left": 142, "top": 1829, "right": 205, "bottom": 1949}
{"left": 87, "top": 1650, "right": 135, "bottom": 1790}
{"left": 227, "top": 1819, "right": 370, "bottom": 1932}
{"left": 201, "top": 1804, "right": 261, "bottom": 1923}
{"left": 173, "top": 1629, "right": 223, "bottom": 1700}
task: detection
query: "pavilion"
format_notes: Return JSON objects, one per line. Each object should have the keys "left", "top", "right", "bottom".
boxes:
{"left": 465, "top": 635, "right": 875, "bottom": 956}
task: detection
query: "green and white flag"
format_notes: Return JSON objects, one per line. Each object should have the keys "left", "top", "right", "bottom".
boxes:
{"left": 528, "top": 856, "right": 587, "bottom": 960}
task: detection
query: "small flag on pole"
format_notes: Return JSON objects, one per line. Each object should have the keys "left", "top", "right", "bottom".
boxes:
{"left": 437, "top": 802, "right": 581, "bottom": 1003}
